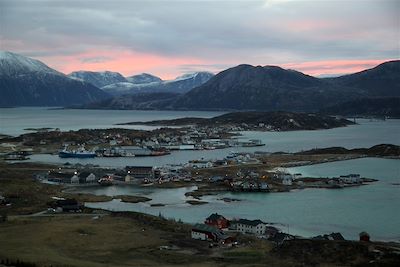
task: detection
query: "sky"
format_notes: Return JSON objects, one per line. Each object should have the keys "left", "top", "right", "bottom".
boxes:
{"left": 1, "top": 0, "right": 399, "bottom": 79}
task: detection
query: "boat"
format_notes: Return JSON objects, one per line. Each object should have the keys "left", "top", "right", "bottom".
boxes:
{"left": 4, "top": 151, "right": 30, "bottom": 160}
{"left": 58, "top": 146, "right": 96, "bottom": 158}
{"left": 98, "top": 176, "right": 113, "bottom": 186}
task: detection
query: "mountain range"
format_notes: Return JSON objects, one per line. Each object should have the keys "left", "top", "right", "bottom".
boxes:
{"left": 68, "top": 70, "right": 127, "bottom": 88}
{"left": 87, "top": 60, "right": 399, "bottom": 115}
{"left": 0, "top": 51, "right": 109, "bottom": 107}
{"left": 99, "top": 71, "right": 214, "bottom": 96}
{"left": 167, "top": 61, "right": 400, "bottom": 112}
{"left": 0, "top": 51, "right": 399, "bottom": 115}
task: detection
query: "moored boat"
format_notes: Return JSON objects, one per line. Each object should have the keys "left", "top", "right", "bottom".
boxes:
{"left": 58, "top": 146, "right": 96, "bottom": 158}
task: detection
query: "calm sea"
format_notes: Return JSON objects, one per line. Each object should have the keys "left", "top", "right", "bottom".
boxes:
{"left": 0, "top": 107, "right": 224, "bottom": 136}
{"left": 84, "top": 158, "right": 400, "bottom": 242}
{"left": 1, "top": 107, "right": 400, "bottom": 241}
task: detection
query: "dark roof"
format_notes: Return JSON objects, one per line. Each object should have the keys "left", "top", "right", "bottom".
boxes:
{"left": 359, "top": 231, "right": 370, "bottom": 237}
{"left": 236, "top": 218, "right": 265, "bottom": 226}
{"left": 312, "top": 232, "right": 345, "bottom": 241}
{"left": 265, "top": 226, "right": 280, "bottom": 233}
{"left": 78, "top": 172, "right": 91, "bottom": 178}
{"left": 206, "top": 213, "right": 226, "bottom": 221}
{"left": 330, "top": 232, "right": 345, "bottom": 240}
{"left": 126, "top": 166, "right": 153, "bottom": 170}
{"left": 192, "top": 223, "right": 222, "bottom": 234}
{"left": 269, "top": 232, "right": 286, "bottom": 242}
{"left": 56, "top": 199, "right": 78, "bottom": 206}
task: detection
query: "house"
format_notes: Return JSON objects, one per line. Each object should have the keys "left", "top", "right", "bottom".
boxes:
{"left": 282, "top": 175, "right": 293, "bottom": 186}
{"left": 312, "top": 232, "right": 345, "bottom": 241}
{"left": 359, "top": 231, "right": 370, "bottom": 242}
{"left": 265, "top": 226, "right": 280, "bottom": 239}
{"left": 340, "top": 174, "right": 361, "bottom": 184}
{"left": 33, "top": 172, "right": 48, "bottom": 181}
{"left": 205, "top": 213, "right": 229, "bottom": 229}
{"left": 125, "top": 166, "right": 154, "bottom": 180}
{"left": 0, "top": 195, "right": 10, "bottom": 206}
{"left": 268, "top": 232, "right": 293, "bottom": 246}
{"left": 53, "top": 199, "right": 82, "bottom": 212}
{"left": 70, "top": 174, "right": 79, "bottom": 184}
{"left": 187, "top": 160, "right": 213, "bottom": 169}
{"left": 259, "top": 182, "right": 269, "bottom": 190}
{"left": 191, "top": 224, "right": 234, "bottom": 244}
{"left": 233, "top": 219, "right": 266, "bottom": 236}
{"left": 192, "top": 223, "right": 223, "bottom": 241}
{"left": 209, "top": 176, "right": 224, "bottom": 183}
{"left": 85, "top": 173, "right": 96, "bottom": 183}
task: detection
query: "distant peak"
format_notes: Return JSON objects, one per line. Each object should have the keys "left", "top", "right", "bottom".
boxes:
{"left": 0, "top": 50, "right": 61, "bottom": 75}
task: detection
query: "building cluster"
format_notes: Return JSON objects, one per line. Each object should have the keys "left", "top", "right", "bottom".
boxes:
{"left": 191, "top": 213, "right": 293, "bottom": 246}
{"left": 191, "top": 213, "right": 374, "bottom": 247}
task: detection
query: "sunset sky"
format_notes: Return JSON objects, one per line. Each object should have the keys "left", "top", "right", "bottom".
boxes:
{"left": 1, "top": 0, "right": 399, "bottom": 79}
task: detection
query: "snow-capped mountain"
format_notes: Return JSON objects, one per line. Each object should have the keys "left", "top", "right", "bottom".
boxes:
{"left": 0, "top": 51, "right": 110, "bottom": 107}
{"left": 102, "top": 71, "right": 214, "bottom": 96}
{"left": 68, "top": 70, "right": 127, "bottom": 88}
{"left": 0, "top": 51, "right": 61, "bottom": 76}
{"left": 126, "top": 73, "right": 162, "bottom": 84}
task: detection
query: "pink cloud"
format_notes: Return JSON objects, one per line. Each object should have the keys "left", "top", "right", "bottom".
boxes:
{"left": 37, "top": 49, "right": 206, "bottom": 79}
{"left": 281, "top": 59, "right": 394, "bottom": 76}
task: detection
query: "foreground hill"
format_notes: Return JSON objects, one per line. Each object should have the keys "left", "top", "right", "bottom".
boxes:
{"left": 120, "top": 111, "right": 354, "bottom": 131}
{"left": 0, "top": 51, "right": 110, "bottom": 107}
{"left": 320, "top": 97, "right": 400, "bottom": 117}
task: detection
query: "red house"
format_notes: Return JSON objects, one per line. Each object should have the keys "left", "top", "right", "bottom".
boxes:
{"left": 359, "top": 231, "right": 370, "bottom": 242}
{"left": 205, "top": 213, "right": 229, "bottom": 229}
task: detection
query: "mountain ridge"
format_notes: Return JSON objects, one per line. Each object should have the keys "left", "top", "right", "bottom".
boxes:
{"left": 0, "top": 51, "right": 110, "bottom": 107}
{"left": 68, "top": 70, "right": 128, "bottom": 88}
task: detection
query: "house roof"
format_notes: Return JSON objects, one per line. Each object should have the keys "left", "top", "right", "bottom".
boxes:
{"left": 192, "top": 224, "right": 233, "bottom": 241}
{"left": 192, "top": 223, "right": 222, "bottom": 234}
{"left": 269, "top": 232, "right": 291, "bottom": 243}
{"left": 330, "top": 232, "right": 345, "bottom": 240}
{"left": 206, "top": 213, "right": 226, "bottom": 221}
{"left": 313, "top": 232, "right": 345, "bottom": 241}
{"left": 236, "top": 219, "right": 265, "bottom": 226}
{"left": 359, "top": 231, "right": 370, "bottom": 237}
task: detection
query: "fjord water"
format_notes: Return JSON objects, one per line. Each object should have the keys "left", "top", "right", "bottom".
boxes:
{"left": 1, "top": 107, "right": 400, "bottom": 241}
{"left": 85, "top": 157, "right": 400, "bottom": 242}
{"left": 0, "top": 107, "right": 224, "bottom": 136}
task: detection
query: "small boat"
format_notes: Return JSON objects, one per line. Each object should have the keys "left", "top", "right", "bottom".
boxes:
{"left": 58, "top": 146, "right": 96, "bottom": 158}
{"left": 98, "top": 178, "right": 113, "bottom": 186}
{"left": 4, "top": 151, "right": 30, "bottom": 160}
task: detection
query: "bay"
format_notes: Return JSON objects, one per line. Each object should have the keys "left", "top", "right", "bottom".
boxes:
{"left": 0, "top": 107, "right": 224, "bottom": 136}
{"left": 85, "top": 157, "right": 400, "bottom": 242}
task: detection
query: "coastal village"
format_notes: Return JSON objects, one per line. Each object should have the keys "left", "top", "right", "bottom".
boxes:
{"left": 1, "top": 117, "right": 399, "bottom": 266}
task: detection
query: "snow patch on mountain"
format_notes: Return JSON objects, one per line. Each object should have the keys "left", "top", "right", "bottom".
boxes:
{"left": 0, "top": 51, "right": 61, "bottom": 76}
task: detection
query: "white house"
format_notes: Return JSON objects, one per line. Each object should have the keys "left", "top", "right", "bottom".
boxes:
{"left": 85, "top": 173, "right": 96, "bottom": 183}
{"left": 339, "top": 174, "right": 361, "bottom": 184}
{"left": 280, "top": 173, "right": 293, "bottom": 185}
{"left": 191, "top": 229, "right": 208, "bottom": 240}
{"left": 234, "top": 219, "right": 266, "bottom": 236}
{"left": 70, "top": 175, "right": 79, "bottom": 184}
{"left": 187, "top": 160, "right": 213, "bottom": 169}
